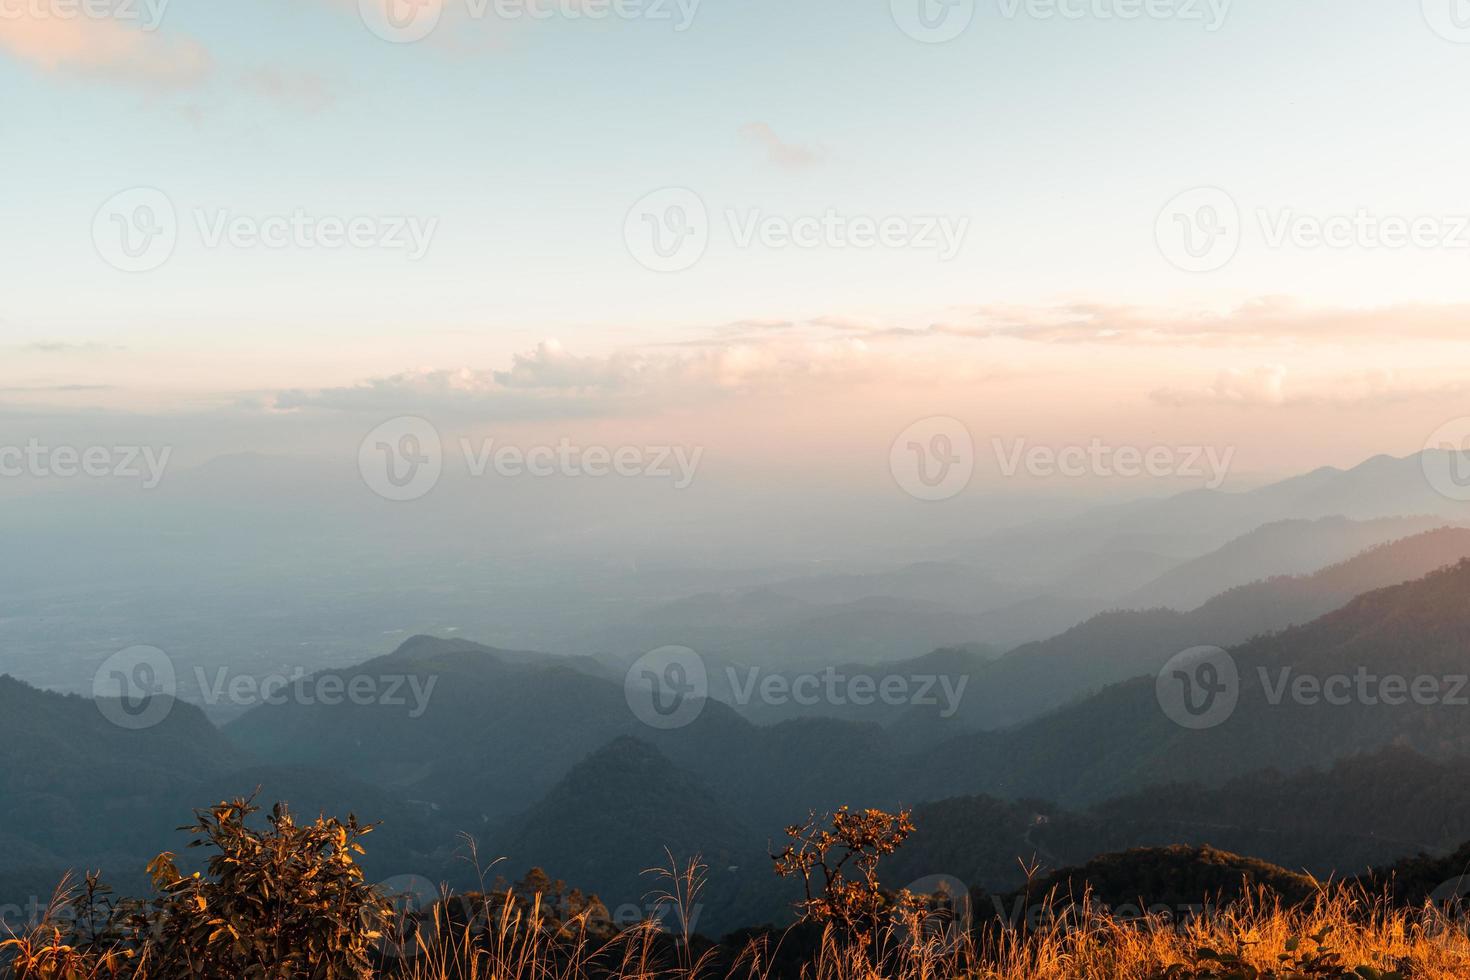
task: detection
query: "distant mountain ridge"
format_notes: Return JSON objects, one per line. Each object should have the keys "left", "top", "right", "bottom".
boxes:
{"left": 1123, "top": 515, "right": 1454, "bottom": 612}
{"left": 8, "top": 448, "right": 1470, "bottom": 940}
{"left": 916, "top": 557, "right": 1470, "bottom": 806}
{"left": 960, "top": 450, "right": 1470, "bottom": 586}
{"left": 885, "top": 746, "right": 1470, "bottom": 901}
{"left": 909, "top": 525, "right": 1470, "bottom": 736}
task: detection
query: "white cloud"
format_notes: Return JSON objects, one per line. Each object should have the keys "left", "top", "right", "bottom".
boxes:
{"left": 739, "top": 122, "right": 823, "bottom": 171}
{"left": 272, "top": 336, "right": 893, "bottom": 419}
{"left": 0, "top": 9, "right": 211, "bottom": 86}
{"left": 239, "top": 68, "right": 334, "bottom": 112}
{"left": 1153, "top": 365, "right": 1289, "bottom": 408}
{"left": 836, "top": 298, "right": 1470, "bottom": 347}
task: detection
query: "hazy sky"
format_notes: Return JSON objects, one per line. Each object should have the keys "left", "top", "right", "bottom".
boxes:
{"left": 4, "top": 0, "right": 1470, "bottom": 485}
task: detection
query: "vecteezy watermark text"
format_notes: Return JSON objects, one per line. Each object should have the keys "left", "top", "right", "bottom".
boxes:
{"left": 890, "top": 0, "right": 1229, "bottom": 43}
{"left": 461, "top": 438, "right": 702, "bottom": 488}
{"left": 994, "top": 438, "right": 1235, "bottom": 489}
{"left": 624, "top": 189, "right": 970, "bottom": 273}
{"left": 193, "top": 666, "right": 438, "bottom": 718}
{"left": 0, "top": 440, "right": 171, "bottom": 487}
{"left": 1158, "top": 645, "right": 1470, "bottom": 730}
{"left": 93, "top": 188, "right": 438, "bottom": 273}
{"left": 724, "top": 665, "right": 969, "bottom": 718}
{"left": 997, "top": 0, "right": 1229, "bottom": 28}
{"left": 91, "top": 645, "right": 439, "bottom": 730}
{"left": 359, "top": 417, "right": 705, "bottom": 502}
{"left": 988, "top": 894, "right": 1225, "bottom": 932}
{"left": 622, "top": 648, "right": 969, "bottom": 729}
{"left": 1257, "top": 209, "right": 1470, "bottom": 252}
{"left": 890, "top": 418, "right": 1235, "bottom": 503}
{"left": 1158, "top": 187, "right": 1470, "bottom": 273}
{"left": 1258, "top": 667, "right": 1470, "bottom": 709}
{"left": 358, "top": 0, "right": 701, "bottom": 44}
{"left": 0, "top": 0, "right": 169, "bottom": 29}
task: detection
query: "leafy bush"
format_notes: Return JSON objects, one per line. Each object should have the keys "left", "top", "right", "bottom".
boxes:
{"left": 3, "top": 798, "right": 390, "bottom": 980}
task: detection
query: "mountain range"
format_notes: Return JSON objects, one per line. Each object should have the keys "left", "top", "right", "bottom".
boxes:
{"left": 6, "top": 450, "right": 1470, "bottom": 938}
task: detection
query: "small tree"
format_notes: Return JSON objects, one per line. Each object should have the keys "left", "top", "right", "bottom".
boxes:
{"left": 137, "top": 798, "right": 391, "bottom": 979}
{"left": 771, "top": 806, "right": 914, "bottom": 947}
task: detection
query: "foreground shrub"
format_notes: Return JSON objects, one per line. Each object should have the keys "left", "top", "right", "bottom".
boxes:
{"left": 3, "top": 798, "right": 389, "bottom": 980}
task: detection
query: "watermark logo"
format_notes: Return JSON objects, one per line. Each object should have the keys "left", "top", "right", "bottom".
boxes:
{"left": 625, "top": 645, "right": 707, "bottom": 729}
{"left": 93, "top": 188, "right": 177, "bottom": 273}
{"left": 379, "top": 874, "right": 440, "bottom": 912}
{"left": 1423, "top": 417, "right": 1470, "bottom": 502}
{"left": 1431, "top": 874, "right": 1470, "bottom": 925}
{"left": 1156, "top": 645, "right": 1239, "bottom": 730}
{"left": 1423, "top": 0, "right": 1470, "bottom": 43}
{"left": 359, "top": 0, "right": 443, "bottom": 43}
{"left": 1156, "top": 187, "right": 1240, "bottom": 273}
{"left": 891, "top": 0, "right": 974, "bottom": 43}
{"left": 890, "top": 416, "right": 974, "bottom": 501}
{"left": 902, "top": 874, "right": 972, "bottom": 943}
{"left": 93, "top": 645, "right": 176, "bottom": 730}
{"left": 624, "top": 188, "right": 709, "bottom": 273}
{"left": 377, "top": 874, "right": 443, "bottom": 960}
{"left": 360, "top": 417, "right": 444, "bottom": 502}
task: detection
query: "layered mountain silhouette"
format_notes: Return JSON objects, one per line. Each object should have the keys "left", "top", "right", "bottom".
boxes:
{"left": 8, "top": 465, "right": 1470, "bottom": 939}
{"left": 223, "top": 634, "right": 890, "bottom": 832}
{"left": 1122, "top": 515, "right": 1453, "bottom": 612}
{"left": 886, "top": 747, "right": 1470, "bottom": 902}
{"left": 0, "top": 676, "right": 252, "bottom": 906}
{"left": 959, "top": 451, "right": 1470, "bottom": 586}
{"left": 911, "top": 526, "right": 1470, "bottom": 736}
{"left": 918, "top": 557, "right": 1470, "bottom": 806}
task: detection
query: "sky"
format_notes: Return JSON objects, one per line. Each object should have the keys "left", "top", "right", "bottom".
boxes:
{"left": 4, "top": 0, "right": 1470, "bottom": 490}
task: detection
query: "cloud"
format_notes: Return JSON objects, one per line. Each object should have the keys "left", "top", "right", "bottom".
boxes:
{"left": 1152, "top": 365, "right": 1289, "bottom": 408}
{"left": 272, "top": 336, "right": 896, "bottom": 419}
{"left": 16, "top": 341, "right": 124, "bottom": 354}
{"left": 240, "top": 68, "right": 334, "bottom": 112}
{"left": 0, "top": 8, "right": 212, "bottom": 87}
{"left": 740, "top": 122, "right": 823, "bottom": 171}
{"left": 807, "top": 314, "right": 882, "bottom": 333}
{"left": 489, "top": 339, "right": 651, "bottom": 390}
{"left": 849, "top": 298, "right": 1470, "bottom": 347}
{"left": 1148, "top": 365, "right": 1468, "bottom": 410}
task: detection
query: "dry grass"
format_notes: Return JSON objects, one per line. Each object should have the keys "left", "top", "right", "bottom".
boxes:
{"left": 8, "top": 875, "right": 1470, "bottom": 980}
{"left": 382, "top": 886, "right": 1470, "bottom": 980}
